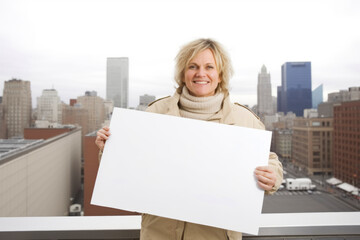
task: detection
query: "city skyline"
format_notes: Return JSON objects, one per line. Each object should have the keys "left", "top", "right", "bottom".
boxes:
{"left": 0, "top": 0, "right": 359, "bottom": 108}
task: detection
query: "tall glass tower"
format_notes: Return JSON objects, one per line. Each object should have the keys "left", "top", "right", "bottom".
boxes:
{"left": 277, "top": 62, "right": 312, "bottom": 116}
{"left": 312, "top": 84, "right": 323, "bottom": 109}
{"left": 106, "top": 57, "right": 129, "bottom": 108}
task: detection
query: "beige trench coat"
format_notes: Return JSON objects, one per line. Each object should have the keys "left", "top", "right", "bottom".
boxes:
{"left": 138, "top": 92, "right": 283, "bottom": 240}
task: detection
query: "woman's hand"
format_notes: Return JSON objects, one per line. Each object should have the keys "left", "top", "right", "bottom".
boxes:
{"left": 254, "top": 166, "right": 277, "bottom": 191}
{"left": 95, "top": 126, "right": 111, "bottom": 151}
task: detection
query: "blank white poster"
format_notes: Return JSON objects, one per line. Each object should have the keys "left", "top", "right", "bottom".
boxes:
{"left": 91, "top": 108, "right": 272, "bottom": 235}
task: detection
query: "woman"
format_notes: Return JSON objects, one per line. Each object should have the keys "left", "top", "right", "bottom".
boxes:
{"left": 96, "top": 38, "right": 283, "bottom": 240}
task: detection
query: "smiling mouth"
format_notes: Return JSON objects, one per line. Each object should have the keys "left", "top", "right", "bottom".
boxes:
{"left": 193, "top": 80, "right": 209, "bottom": 85}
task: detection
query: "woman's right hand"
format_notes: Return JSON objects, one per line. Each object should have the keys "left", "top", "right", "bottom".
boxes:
{"left": 95, "top": 126, "right": 111, "bottom": 151}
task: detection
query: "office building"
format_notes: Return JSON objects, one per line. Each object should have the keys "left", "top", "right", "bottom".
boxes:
{"left": 333, "top": 100, "right": 360, "bottom": 188}
{"left": 312, "top": 84, "right": 323, "bottom": 109}
{"left": 277, "top": 62, "right": 312, "bottom": 116}
{"left": 292, "top": 117, "right": 333, "bottom": 175}
{"left": 103, "top": 100, "right": 114, "bottom": 120}
{"left": 107, "top": 57, "right": 129, "bottom": 108}
{"left": 263, "top": 114, "right": 279, "bottom": 131}
{"left": 304, "top": 109, "right": 318, "bottom": 118}
{"left": 2, "top": 79, "right": 32, "bottom": 138}
{"left": 137, "top": 94, "right": 156, "bottom": 111}
{"left": 328, "top": 87, "right": 360, "bottom": 103}
{"left": 76, "top": 91, "right": 105, "bottom": 135}
{"left": 349, "top": 86, "right": 360, "bottom": 100}
{"left": 274, "top": 129, "right": 292, "bottom": 161}
{"left": 270, "top": 112, "right": 296, "bottom": 159}
{"left": 37, "top": 89, "right": 62, "bottom": 124}
{"left": 318, "top": 86, "right": 360, "bottom": 117}
{"left": 0, "top": 128, "right": 81, "bottom": 216}
{"left": 272, "top": 96, "right": 277, "bottom": 114}
{"left": 272, "top": 112, "right": 296, "bottom": 130}
{"left": 62, "top": 100, "right": 89, "bottom": 137}
{"left": 257, "top": 65, "right": 273, "bottom": 116}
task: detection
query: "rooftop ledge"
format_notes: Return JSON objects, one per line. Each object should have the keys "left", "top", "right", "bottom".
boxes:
{"left": 0, "top": 212, "right": 360, "bottom": 239}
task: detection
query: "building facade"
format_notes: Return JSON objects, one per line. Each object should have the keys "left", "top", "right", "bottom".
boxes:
{"left": 257, "top": 65, "right": 273, "bottom": 116}
{"left": 37, "top": 89, "right": 62, "bottom": 124}
{"left": 103, "top": 100, "right": 114, "bottom": 120}
{"left": 272, "top": 96, "right": 277, "bottom": 114}
{"left": 274, "top": 129, "right": 292, "bottom": 162}
{"left": 62, "top": 101, "right": 89, "bottom": 137}
{"left": 270, "top": 112, "right": 296, "bottom": 161}
{"left": 0, "top": 128, "right": 81, "bottom": 217}
{"left": 292, "top": 117, "right": 333, "bottom": 175}
{"left": 333, "top": 100, "right": 360, "bottom": 188}
{"left": 76, "top": 91, "right": 105, "bottom": 135}
{"left": 312, "top": 84, "right": 323, "bottom": 109}
{"left": 277, "top": 62, "right": 312, "bottom": 116}
{"left": 318, "top": 86, "right": 360, "bottom": 117}
{"left": 137, "top": 94, "right": 156, "bottom": 111}
{"left": 2, "top": 79, "right": 32, "bottom": 138}
{"left": 107, "top": 57, "right": 129, "bottom": 108}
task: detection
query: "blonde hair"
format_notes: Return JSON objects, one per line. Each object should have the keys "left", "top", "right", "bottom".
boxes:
{"left": 174, "top": 38, "right": 233, "bottom": 94}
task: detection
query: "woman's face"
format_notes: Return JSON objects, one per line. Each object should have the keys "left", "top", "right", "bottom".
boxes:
{"left": 183, "top": 49, "right": 221, "bottom": 97}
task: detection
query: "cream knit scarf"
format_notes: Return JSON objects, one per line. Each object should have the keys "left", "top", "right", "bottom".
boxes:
{"left": 179, "top": 87, "right": 224, "bottom": 121}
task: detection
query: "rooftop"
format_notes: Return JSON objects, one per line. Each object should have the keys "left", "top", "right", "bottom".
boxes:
{"left": 0, "top": 138, "right": 44, "bottom": 160}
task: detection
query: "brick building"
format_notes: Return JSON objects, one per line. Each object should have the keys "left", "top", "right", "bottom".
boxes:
{"left": 77, "top": 91, "right": 105, "bottom": 135}
{"left": 333, "top": 100, "right": 360, "bottom": 188}
{"left": 62, "top": 101, "right": 89, "bottom": 137}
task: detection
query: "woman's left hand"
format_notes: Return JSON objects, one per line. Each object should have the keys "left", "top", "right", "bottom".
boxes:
{"left": 254, "top": 166, "right": 277, "bottom": 191}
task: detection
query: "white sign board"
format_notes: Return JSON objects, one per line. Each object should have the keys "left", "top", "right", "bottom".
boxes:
{"left": 91, "top": 108, "right": 272, "bottom": 235}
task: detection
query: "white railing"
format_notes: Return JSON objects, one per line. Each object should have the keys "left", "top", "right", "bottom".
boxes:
{"left": 0, "top": 212, "right": 359, "bottom": 239}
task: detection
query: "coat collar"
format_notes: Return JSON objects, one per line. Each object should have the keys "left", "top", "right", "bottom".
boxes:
{"left": 165, "top": 91, "right": 236, "bottom": 125}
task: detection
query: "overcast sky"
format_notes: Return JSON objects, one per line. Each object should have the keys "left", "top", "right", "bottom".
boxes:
{"left": 0, "top": 0, "right": 359, "bottom": 108}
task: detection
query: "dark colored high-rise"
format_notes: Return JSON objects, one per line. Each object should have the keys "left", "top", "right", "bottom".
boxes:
{"left": 277, "top": 62, "right": 312, "bottom": 116}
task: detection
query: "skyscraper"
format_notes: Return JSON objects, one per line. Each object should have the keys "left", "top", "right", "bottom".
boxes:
{"left": 312, "top": 84, "right": 323, "bottom": 109}
{"left": 2, "top": 79, "right": 32, "bottom": 138}
{"left": 37, "top": 89, "right": 62, "bottom": 124}
{"left": 257, "top": 65, "right": 273, "bottom": 116}
{"left": 277, "top": 62, "right": 312, "bottom": 116}
{"left": 106, "top": 57, "right": 129, "bottom": 108}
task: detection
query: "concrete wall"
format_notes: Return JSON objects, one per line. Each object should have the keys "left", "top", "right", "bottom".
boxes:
{"left": 0, "top": 129, "right": 82, "bottom": 216}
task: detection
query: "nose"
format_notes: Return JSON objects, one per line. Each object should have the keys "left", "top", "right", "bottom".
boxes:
{"left": 195, "top": 66, "right": 206, "bottom": 77}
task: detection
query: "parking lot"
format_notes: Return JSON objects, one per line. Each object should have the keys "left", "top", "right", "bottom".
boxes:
{"left": 261, "top": 162, "right": 360, "bottom": 213}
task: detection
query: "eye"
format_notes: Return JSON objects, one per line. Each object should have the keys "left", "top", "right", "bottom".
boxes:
{"left": 207, "top": 65, "right": 214, "bottom": 69}
{"left": 188, "top": 65, "right": 197, "bottom": 69}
